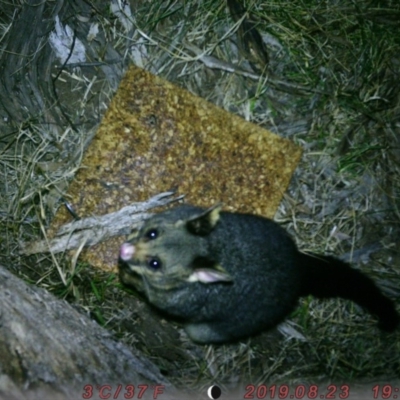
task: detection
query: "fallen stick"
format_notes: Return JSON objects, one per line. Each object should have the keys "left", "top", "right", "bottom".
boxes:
{"left": 21, "top": 191, "right": 184, "bottom": 255}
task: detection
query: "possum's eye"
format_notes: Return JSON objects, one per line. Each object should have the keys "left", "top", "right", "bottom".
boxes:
{"left": 147, "top": 257, "right": 162, "bottom": 270}
{"left": 145, "top": 229, "right": 159, "bottom": 240}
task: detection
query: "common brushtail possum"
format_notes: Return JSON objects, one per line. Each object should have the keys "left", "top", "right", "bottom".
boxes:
{"left": 118, "top": 204, "right": 399, "bottom": 344}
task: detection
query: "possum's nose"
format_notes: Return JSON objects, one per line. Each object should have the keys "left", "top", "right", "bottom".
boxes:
{"left": 120, "top": 243, "right": 135, "bottom": 261}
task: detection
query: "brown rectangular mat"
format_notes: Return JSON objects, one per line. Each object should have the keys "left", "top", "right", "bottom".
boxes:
{"left": 50, "top": 65, "right": 302, "bottom": 272}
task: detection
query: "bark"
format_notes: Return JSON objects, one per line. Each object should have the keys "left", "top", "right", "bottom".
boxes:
{"left": 21, "top": 192, "right": 184, "bottom": 256}
{"left": 0, "top": 265, "right": 176, "bottom": 400}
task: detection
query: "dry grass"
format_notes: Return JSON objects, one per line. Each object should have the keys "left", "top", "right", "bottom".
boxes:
{"left": 0, "top": 0, "right": 399, "bottom": 393}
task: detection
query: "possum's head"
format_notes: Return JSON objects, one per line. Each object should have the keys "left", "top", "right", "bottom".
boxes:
{"left": 118, "top": 204, "right": 232, "bottom": 299}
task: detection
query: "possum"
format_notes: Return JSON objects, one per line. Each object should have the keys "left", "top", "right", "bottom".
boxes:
{"left": 118, "top": 204, "right": 399, "bottom": 344}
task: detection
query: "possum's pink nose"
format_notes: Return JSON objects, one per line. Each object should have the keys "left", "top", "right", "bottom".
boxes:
{"left": 120, "top": 243, "right": 135, "bottom": 261}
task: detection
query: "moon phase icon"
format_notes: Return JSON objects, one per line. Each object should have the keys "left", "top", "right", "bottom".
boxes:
{"left": 207, "top": 385, "right": 221, "bottom": 399}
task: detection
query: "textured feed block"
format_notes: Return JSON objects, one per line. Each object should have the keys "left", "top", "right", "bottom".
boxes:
{"left": 50, "top": 65, "right": 302, "bottom": 272}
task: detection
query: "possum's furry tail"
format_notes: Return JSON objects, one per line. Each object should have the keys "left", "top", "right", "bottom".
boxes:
{"left": 298, "top": 253, "right": 399, "bottom": 332}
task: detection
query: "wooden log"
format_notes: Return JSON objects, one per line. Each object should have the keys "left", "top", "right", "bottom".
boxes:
{"left": 0, "top": 265, "right": 176, "bottom": 400}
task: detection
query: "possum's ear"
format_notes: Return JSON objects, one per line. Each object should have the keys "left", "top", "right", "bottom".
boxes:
{"left": 185, "top": 204, "right": 222, "bottom": 236}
